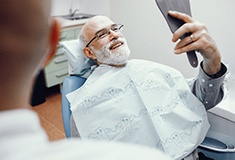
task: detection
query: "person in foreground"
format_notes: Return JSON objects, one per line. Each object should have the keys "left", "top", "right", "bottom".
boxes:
{"left": 0, "top": 1, "right": 172, "bottom": 160}
{"left": 66, "top": 11, "right": 227, "bottom": 160}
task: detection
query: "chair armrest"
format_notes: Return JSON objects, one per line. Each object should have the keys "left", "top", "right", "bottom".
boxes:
{"left": 199, "top": 137, "right": 235, "bottom": 152}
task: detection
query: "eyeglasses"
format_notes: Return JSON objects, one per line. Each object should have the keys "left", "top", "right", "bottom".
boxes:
{"left": 85, "top": 24, "right": 124, "bottom": 47}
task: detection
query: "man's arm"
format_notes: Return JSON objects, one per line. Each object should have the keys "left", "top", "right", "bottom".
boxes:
{"left": 168, "top": 11, "right": 227, "bottom": 109}
{"left": 189, "top": 62, "right": 227, "bottom": 110}
{"left": 169, "top": 11, "right": 222, "bottom": 77}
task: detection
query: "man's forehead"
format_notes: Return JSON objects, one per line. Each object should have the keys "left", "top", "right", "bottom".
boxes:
{"left": 84, "top": 16, "right": 114, "bottom": 35}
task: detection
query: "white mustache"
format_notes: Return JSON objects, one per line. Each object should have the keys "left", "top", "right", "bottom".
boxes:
{"left": 106, "top": 38, "right": 125, "bottom": 50}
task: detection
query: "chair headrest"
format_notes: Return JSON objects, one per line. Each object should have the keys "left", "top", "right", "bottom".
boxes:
{"left": 60, "top": 39, "right": 97, "bottom": 78}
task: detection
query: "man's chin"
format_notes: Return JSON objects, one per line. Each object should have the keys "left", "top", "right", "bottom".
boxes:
{"left": 102, "top": 58, "right": 128, "bottom": 67}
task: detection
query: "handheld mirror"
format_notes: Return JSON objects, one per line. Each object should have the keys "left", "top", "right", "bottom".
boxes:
{"left": 155, "top": 0, "right": 198, "bottom": 68}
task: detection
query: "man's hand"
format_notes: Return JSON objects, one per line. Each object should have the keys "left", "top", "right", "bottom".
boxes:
{"left": 168, "top": 11, "right": 221, "bottom": 75}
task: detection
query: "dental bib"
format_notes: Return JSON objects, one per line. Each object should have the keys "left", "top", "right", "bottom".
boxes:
{"left": 67, "top": 59, "right": 210, "bottom": 160}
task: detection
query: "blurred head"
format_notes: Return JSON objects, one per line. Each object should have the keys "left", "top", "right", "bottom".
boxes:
{"left": 0, "top": 0, "right": 60, "bottom": 110}
{"left": 79, "top": 16, "right": 130, "bottom": 67}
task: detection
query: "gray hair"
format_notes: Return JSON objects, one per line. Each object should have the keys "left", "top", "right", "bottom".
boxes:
{"left": 78, "top": 31, "right": 87, "bottom": 50}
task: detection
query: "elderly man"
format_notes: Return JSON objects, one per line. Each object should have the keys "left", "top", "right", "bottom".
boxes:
{"left": 0, "top": 0, "right": 172, "bottom": 160}
{"left": 67, "top": 12, "right": 227, "bottom": 160}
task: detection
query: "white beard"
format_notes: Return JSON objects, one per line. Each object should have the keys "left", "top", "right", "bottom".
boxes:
{"left": 91, "top": 37, "right": 130, "bottom": 66}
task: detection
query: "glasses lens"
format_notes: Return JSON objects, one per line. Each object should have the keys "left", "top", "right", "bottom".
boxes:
{"left": 97, "top": 30, "right": 109, "bottom": 39}
{"left": 97, "top": 24, "right": 123, "bottom": 39}
{"left": 111, "top": 24, "right": 123, "bottom": 31}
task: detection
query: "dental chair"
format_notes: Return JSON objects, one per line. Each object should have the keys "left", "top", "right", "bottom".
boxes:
{"left": 60, "top": 39, "right": 96, "bottom": 138}
{"left": 61, "top": 75, "right": 86, "bottom": 137}
{"left": 61, "top": 77, "right": 235, "bottom": 159}
{"left": 61, "top": 75, "right": 235, "bottom": 159}
{"left": 60, "top": 39, "right": 235, "bottom": 160}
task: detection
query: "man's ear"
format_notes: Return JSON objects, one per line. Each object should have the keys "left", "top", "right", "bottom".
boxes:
{"left": 83, "top": 47, "right": 97, "bottom": 60}
{"left": 44, "top": 18, "right": 60, "bottom": 66}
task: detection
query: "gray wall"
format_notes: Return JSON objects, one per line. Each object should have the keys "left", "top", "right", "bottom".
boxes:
{"left": 51, "top": 0, "right": 235, "bottom": 78}
{"left": 110, "top": 0, "right": 235, "bottom": 78}
{"left": 51, "top": 0, "right": 110, "bottom": 16}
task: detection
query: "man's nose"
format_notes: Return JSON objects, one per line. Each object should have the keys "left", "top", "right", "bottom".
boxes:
{"left": 109, "top": 30, "right": 119, "bottom": 40}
